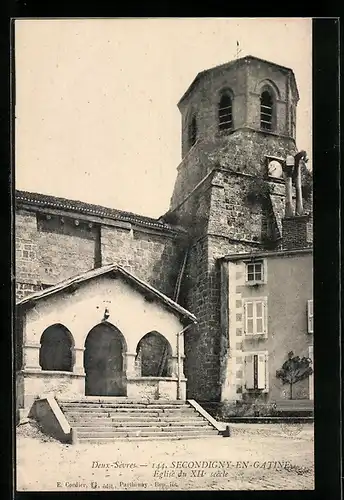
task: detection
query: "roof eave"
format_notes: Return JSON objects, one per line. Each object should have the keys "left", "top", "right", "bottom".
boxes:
{"left": 16, "top": 264, "right": 197, "bottom": 324}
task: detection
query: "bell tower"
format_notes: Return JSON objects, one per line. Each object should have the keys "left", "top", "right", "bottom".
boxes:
{"left": 165, "top": 56, "right": 308, "bottom": 403}
{"left": 170, "top": 55, "right": 299, "bottom": 210}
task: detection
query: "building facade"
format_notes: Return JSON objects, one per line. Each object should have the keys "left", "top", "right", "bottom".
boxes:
{"left": 15, "top": 55, "right": 313, "bottom": 414}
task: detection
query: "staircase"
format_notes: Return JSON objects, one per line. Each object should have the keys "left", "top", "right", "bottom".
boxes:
{"left": 57, "top": 399, "right": 221, "bottom": 442}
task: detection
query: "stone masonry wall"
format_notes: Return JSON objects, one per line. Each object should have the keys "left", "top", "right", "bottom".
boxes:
{"left": 16, "top": 207, "right": 183, "bottom": 301}
{"left": 182, "top": 234, "right": 258, "bottom": 402}
{"left": 171, "top": 129, "right": 296, "bottom": 210}
{"left": 100, "top": 226, "right": 182, "bottom": 298}
{"left": 16, "top": 209, "right": 99, "bottom": 299}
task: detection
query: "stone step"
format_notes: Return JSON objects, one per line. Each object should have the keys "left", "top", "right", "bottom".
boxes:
{"left": 60, "top": 404, "right": 193, "bottom": 412}
{"left": 58, "top": 399, "right": 186, "bottom": 405}
{"left": 76, "top": 434, "right": 221, "bottom": 442}
{"left": 74, "top": 424, "right": 213, "bottom": 433}
{"left": 69, "top": 420, "right": 208, "bottom": 427}
{"left": 76, "top": 428, "right": 218, "bottom": 439}
{"left": 64, "top": 411, "right": 204, "bottom": 422}
{"left": 57, "top": 399, "right": 189, "bottom": 408}
{"left": 63, "top": 410, "right": 197, "bottom": 418}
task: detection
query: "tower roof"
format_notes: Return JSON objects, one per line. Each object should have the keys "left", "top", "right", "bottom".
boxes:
{"left": 178, "top": 55, "right": 299, "bottom": 106}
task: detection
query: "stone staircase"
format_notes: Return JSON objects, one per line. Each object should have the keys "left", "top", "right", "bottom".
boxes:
{"left": 57, "top": 398, "right": 222, "bottom": 442}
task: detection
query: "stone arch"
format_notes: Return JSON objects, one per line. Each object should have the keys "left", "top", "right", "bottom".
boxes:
{"left": 256, "top": 79, "right": 281, "bottom": 101}
{"left": 39, "top": 323, "right": 74, "bottom": 372}
{"left": 84, "top": 322, "right": 127, "bottom": 396}
{"left": 135, "top": 331, "right": 173, "bottom": 377}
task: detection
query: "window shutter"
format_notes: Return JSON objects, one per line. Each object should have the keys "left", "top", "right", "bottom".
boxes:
{"left": 245, "top": 355, "right": 254, "bottom": 389}
{"left": 263, "top": 299, "right": 268, "bottom": 335}
{"left": 257, "top": 353, "right": 267, "bottom": 389}
{"left": 307, "top": 300, "right": 313, "bottom": 333}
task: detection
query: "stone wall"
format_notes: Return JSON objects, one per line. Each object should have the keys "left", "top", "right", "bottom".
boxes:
{"left": 171, "top": 130, "right": 296, "bottom": 211}
{"left": 181, "top": 235, "right": 258, "bottom": 402}
{"left": 100, "top": 226, "right": 182, "bottom": 298}
{"left": 15, "top": 208, "right": 183, "bottom": 301}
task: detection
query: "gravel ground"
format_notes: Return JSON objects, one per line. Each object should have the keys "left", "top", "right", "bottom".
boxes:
{"left": 16, "top": 421, "right": 314, "bottom": 491}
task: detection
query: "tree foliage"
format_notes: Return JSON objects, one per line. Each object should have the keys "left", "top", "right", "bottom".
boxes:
{"left": 276, "top": 351, "right": 313, "bottom": 400}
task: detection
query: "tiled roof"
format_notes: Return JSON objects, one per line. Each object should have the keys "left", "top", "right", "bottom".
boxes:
{"left": 16, "top": 264, "right": 197, "bottom": 323}
{"left": 16, "top": 190, "right": 181, "bottom": 233}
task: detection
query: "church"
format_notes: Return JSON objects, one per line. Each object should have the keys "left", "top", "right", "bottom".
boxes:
{"left": 15, "top": 55, "right": 313, "bottom": 423}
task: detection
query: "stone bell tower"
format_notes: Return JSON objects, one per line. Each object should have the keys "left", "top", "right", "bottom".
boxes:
{"left": 170, "top": 55, "right": 299, "bottom": 210}
{"left": 164, "top": 56, "right": 307, "bottom": 403}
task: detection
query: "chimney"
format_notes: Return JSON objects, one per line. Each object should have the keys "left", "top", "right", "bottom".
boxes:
{"left": 282, "top": 215, "right": 311, "bottom": 250}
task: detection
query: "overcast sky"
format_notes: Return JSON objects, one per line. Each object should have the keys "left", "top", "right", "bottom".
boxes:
{"left": 15, "top": 18, "right": 312, "bottom": 217}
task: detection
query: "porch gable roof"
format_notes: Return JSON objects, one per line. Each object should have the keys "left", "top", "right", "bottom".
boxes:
{"left": 16, "top": 265, "right": 197, "bottom": 324}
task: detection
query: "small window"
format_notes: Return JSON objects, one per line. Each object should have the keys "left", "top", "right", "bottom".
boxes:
{"left": 260, "top": 90, "right": 273, "bottom": 131}
{"left": 244, "top": 298, "right": 267, "bottom": 336}
{"left": 307, "top": 300, "right": 313, "bottom": 334}
{"left": 218, "top": 93, "right": 233, "bottom": 131}
{"left": 189, "top": 115, "right": 197, "bottom": 148}
{"left": 246, "top": 261, "right": 264, "bottom": 284}
{"left": 244, "top": 352, "right": 268, "bottom": 391}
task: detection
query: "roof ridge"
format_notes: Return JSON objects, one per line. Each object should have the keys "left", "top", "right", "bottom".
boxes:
{"left": 15, "top": 189, "right": 181, "bottom": 232}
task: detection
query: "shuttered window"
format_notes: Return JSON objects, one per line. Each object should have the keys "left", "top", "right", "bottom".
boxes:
{"left": 307, "top": 300, "right": 313, "bottom": 333}
{"left": 244, "top": 299, "right": 267, "bottom": 336}
{"left": 244, "top": 352, "right": 268, "bottom": 391}
{"left": 260, "top": 90, "right": 273, "bottom": 131}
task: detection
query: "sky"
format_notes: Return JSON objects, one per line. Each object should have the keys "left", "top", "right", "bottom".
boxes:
{"left": 15, "top": 18, "right": 312, "bottom": 218}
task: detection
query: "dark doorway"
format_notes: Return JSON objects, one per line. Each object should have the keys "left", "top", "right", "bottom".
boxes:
{"left": 84, "top": 322, "right": 126, "bottom": 396}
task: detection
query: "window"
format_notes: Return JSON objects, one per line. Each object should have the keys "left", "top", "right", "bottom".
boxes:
{"left": 307, "top": 299, "right": 313, "bottom": 333}
{"left": 260, "top": 90, "right": 273, "bottom": 131}
{"left": 189, "top": 115, "right": 197, "bottom": 148}
{"left": 246, "top": 261, "right": 264, "bottom": 284}
{"left": 244, "top": 298, "right": 267, "bottom": 336}
{"left": 244, "top": 352, "right": 268, "bottom": 391}
{"left": 218, "top": 93, "right": 233, "bottom": 131}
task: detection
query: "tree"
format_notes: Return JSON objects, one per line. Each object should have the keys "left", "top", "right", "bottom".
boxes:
{"left": 276, "top": 351, "right": 313, "bottom": 400}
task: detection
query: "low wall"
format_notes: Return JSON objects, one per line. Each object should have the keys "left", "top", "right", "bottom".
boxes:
{"left": 29, "top": 395, "right": 72, "bottom": 443}
{"left": 16, "top": 370, "right": 85, "bottom": 411}
{"left": 126, "top": 377, "right": 186, "bottom": 400}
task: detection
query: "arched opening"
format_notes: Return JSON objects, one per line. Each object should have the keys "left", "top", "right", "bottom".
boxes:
{"left": 260, "top": 90, "right": 274, "bottom": 131}
{"left": 189, "top": 115, "right": 197, "bottom": 148}
{"left": 39, "top": 324, "right": 74, "bottom": 372}
{"left": 136, "top": 331, "right": 172, "bottom": 377}
{"left": 218, "top": 93, "right": 233, "bottom": 131}
{"left": 84, "top": 322, "right": 126, "bottom": 396}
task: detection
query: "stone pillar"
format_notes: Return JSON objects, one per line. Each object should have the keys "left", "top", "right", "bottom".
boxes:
{"left": 169, "top": 356, "right": 184, "bottom": 378}
{"left": 22, "top": 343, "right": 41, "bottom": 371}
{"left": 295, "top": 162, "right": 304, "bottom": 216}
{"left": 73, "top": 347, "right": 86, "bottom": 375}
{"left": 125, "top": 353, "right": 137, "bottom": 378}
{"left": 284, "top": 155, "right": 294, "bottom": 217}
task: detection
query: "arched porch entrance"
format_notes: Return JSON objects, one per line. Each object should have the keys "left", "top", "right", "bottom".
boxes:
{"left": 84, "top": 322, "right": 126, "bottom": 396}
